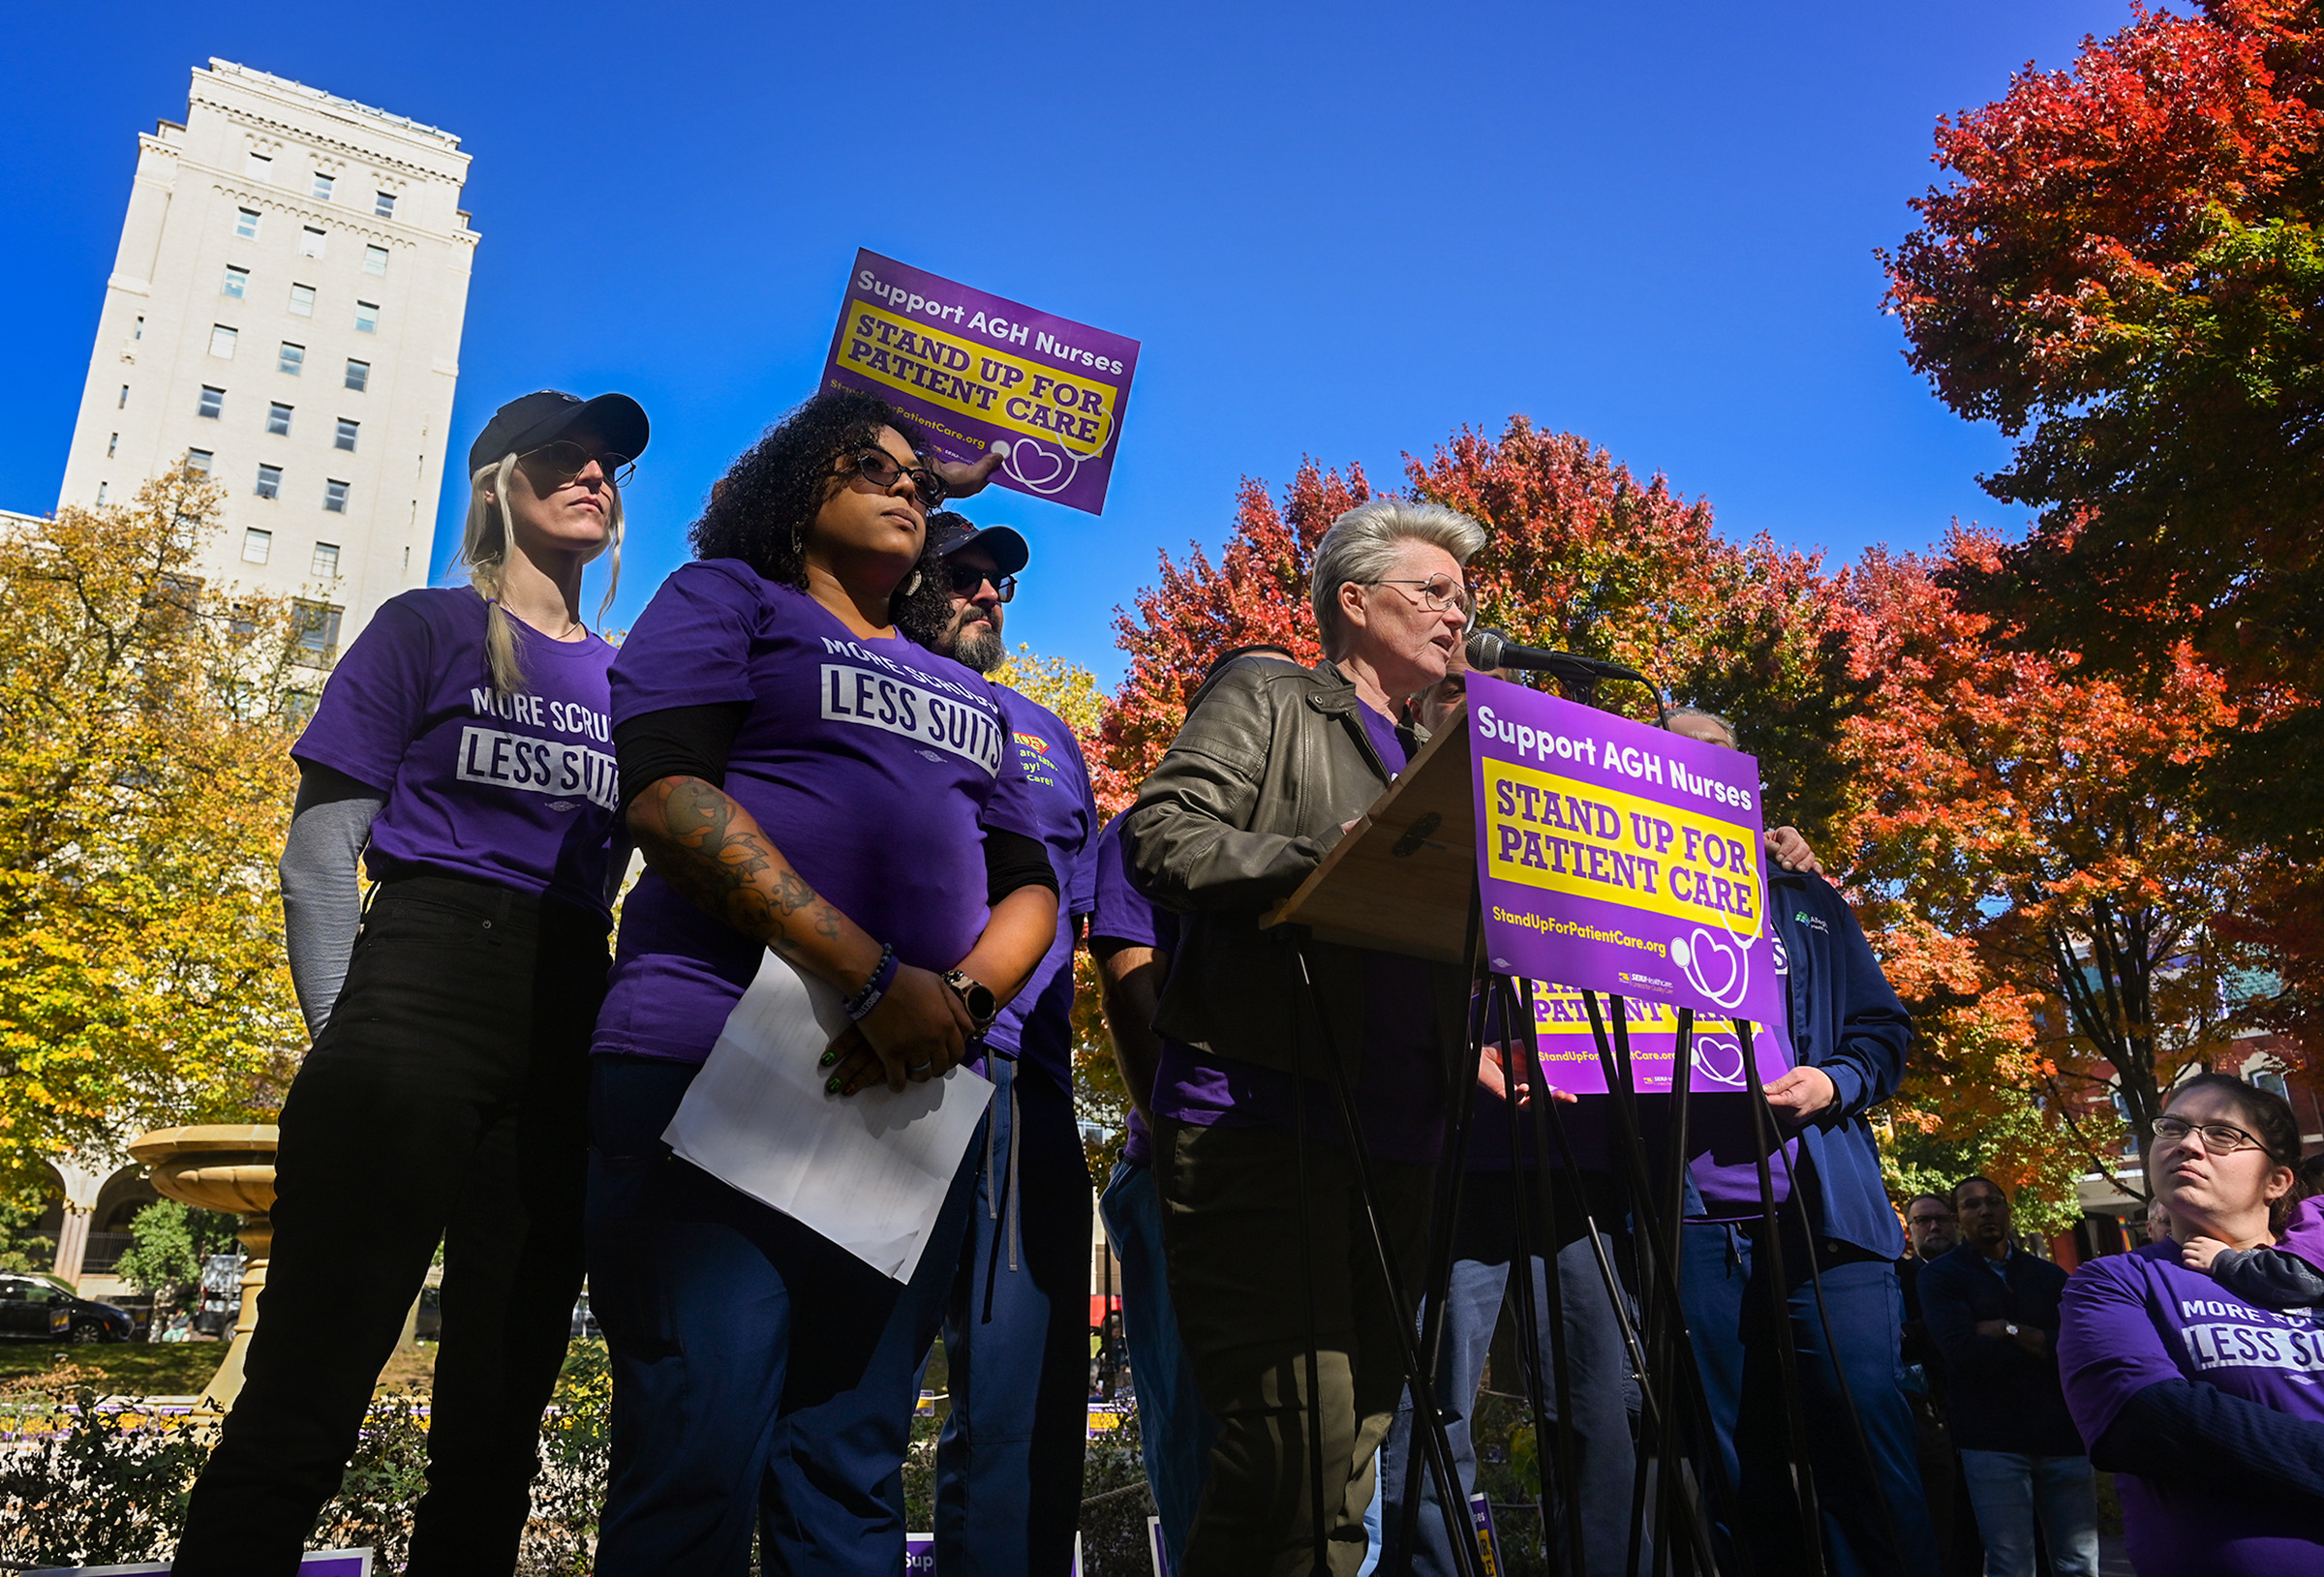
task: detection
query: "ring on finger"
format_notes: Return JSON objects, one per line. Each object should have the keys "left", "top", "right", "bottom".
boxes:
{"left": 907, "top": 1059, "right": 933, "bottom": 1074}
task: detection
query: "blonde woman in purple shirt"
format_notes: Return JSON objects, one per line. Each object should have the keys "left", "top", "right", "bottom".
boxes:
{"left": 2058, "top": 1073, "right": 2324, "bottom": 1575}
{"left": 174, "top": 391, "right": 649, "bottom": 1577}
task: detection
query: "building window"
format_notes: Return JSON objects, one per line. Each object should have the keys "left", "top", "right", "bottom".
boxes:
{"left": 281, "top": 689, "right": 320, "bottom": 725}
{"left": 267, "top": 402, "right": 292, "bottom": 437}
{"left": 134, "top": 316, "right": 145, "bottom": 340}
{"left": 323, "top": 479, "right": 350, "bottom": 514}
{"left": 223, "top": 265, "right": 248, "bottom": 299}
{"left": 300, "top": 227, "right": 325, "bottom": 258}
{"left": 312, "top": 542, "right": 341, "bottom": 578}
{"left": 344, "top": 358, "right": 370, "bottom": 392}
{"left": 246, "top": 151, "right": 272, "bottom": 182}
{"left": 118, "top": 384, "right": 129, "bottom": 409}
{"left": 197, "top": 385, "right": 225, "bottom": 419}
{"left": 353, "top": 300, "right": 379, "bottom": 334}
{"left": 235, "top": 207, "right": 261, "bottom": 239}
{"left": 242, "top": 527, "right": 272, "bottom": 562}
{"left": 2253, "top": 1070, "right": 2291, "bottom": 1102}
{"left": 363, "top": 245, "right": 388, "bottom": 277}
{"left": 96, "top": 482, "right": 107, "bottom": 505}
{"left": 185, "top": 448, "right": 213, "bottom": 474}
{"left": 312, "top": 171, "right": 335, "bottom": 201}
{"left": 293, "top": 601, "right": 345, "bottom": 661}
{"left": 254, "top": 466, "right": 282, "bottom": 501}
{"left": 208, "top": 324, "right": 237, "bottom": 359}
{"left": 334, "top": 418, "right": 359, "bottom": 452}
{"left": 278, "top": 342, "right": 305, "bottom": 376}
{"left": 289, "top": 283, "right": 315, "bottom": 318}
{"left": 374, "top": 191, "right": 396, "bottom": 219}
{"left": 107, "top": 432, "right": 118, "bottom": 458}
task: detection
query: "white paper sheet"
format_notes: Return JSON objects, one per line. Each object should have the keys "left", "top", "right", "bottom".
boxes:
{"left": 662, "top": 952, "right": 994, "bottom": 1282}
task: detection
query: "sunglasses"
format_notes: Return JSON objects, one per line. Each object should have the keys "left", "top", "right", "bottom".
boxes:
{"left": 946, "top": 562, "right": 1017, "bottom": 603}
{"left": 519, "top": 440, "right": 634, "bottom": 487}
{"left": 848, "top": 449, "right": 947, "bottom": 507}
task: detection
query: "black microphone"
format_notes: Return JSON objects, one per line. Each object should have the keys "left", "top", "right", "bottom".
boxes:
{"left": 1464, "top": 627, "right": 1649, "bottom": 686}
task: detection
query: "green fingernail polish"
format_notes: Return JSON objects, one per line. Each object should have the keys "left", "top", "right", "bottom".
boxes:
{"left": 819, "top": 1049, "right": 839, "bottom": 1067}
{"left": 826, "top": 1076, "right": 841, "bottom": 1094}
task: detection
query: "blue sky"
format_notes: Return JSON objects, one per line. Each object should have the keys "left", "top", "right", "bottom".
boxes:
{"left": 1, "top": 2, "right": 2127, "bottom": 686}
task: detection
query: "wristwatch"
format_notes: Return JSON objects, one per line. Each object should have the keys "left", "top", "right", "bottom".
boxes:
{"left": 943, "top": 969, "right": 999, "bottom": 1036}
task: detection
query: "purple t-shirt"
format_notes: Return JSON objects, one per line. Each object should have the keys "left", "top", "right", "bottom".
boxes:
{"left": 2281, "top": 1196, "right": 2324, "bottom": 1278}
{"left": 1090, "top": 812, "right": 1177, "bottom": 1168}
{"left": 2059, "top": 1241, "right": 2324, "bottom": 1576}
{"left": 591, "top": 562, "right": 1043, "bottom": 1064}
{"left": 1148, "top": 704, "right": 1448, "bottom": 1167}
{"left": 293, "top": 587, "right": 618, "bottom": 918}
{"left": 981, "top": 688, "right": 1098, "bottom": 1083}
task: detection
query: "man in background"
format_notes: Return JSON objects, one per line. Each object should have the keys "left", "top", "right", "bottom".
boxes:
{"left": 925, "top": 513, "right": 1101, "bottom": 1576}
{"left": 1900, "top": 1194, "right": 1982, "bottom": 1577}
{"left": 1917, "top": 1178, "right": 2099, "bottom": 1577}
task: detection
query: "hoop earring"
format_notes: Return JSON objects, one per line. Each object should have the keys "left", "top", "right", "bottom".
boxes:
{"left": 902, "top": 570, "right": 923, "bottom": 596}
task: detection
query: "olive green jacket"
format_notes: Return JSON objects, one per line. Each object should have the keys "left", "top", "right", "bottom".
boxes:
{"left": 1122, "top": 657, "right": 1471, "bottom": 1086}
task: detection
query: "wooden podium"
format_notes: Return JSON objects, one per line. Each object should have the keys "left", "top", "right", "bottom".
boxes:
{"left": 1260, "top": 716, "right": 1476, "bottom": 960}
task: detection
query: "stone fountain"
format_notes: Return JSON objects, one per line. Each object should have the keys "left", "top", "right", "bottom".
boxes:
{"left": 126, "top": 1124, "right": 277, "bottom": 1417}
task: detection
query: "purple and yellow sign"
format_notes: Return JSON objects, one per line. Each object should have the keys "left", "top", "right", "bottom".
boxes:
{"left": 1469, "top": 673, "right": 1787, "bottom": 1051}
{"left": 1522, "top": 980, "right": 1791, "bottom": 1095}
{"left": 822, "top": 250, "right": 1140, "bottom": 516}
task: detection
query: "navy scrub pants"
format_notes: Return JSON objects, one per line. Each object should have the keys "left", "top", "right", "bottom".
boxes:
{"left": 930, "top": 1054, "right": 1094, "bottom": 1575}
{"left": 586, "top": 1053, "right": 981, "bottom": 1576}
{"left": 1681, "top": 1219, "right": 1940, "bottom": 1577}
{"left": 1099, "top": 1154, "right": 1218, "bottom": 1575}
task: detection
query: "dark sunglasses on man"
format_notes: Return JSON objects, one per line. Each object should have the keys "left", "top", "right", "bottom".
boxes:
{"left": 848, "top": 448, "right": 948, "bottom": 507}
{"left": 946, "top": 562, "right": 1017, "bottom": 603}
{"left": 519, "top": 440, "right": 635, "bottom": 487}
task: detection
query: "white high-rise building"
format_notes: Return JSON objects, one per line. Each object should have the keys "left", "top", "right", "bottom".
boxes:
{"left": 57, "top": 59, "right": 476, "bottom": 659}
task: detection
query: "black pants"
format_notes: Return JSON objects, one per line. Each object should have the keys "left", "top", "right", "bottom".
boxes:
{"left": 174, "top": 877, "right": 607, "bottom": 1577}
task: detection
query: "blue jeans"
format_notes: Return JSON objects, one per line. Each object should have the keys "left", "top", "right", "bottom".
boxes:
{"left": 1099, "top": 1156, "right": 1217, "bottom": 1575}
{"left": 933, "top": 1057, "right": 1093, "bottom": 1576}
{"left": 1379, "top": 1170, "right": 1636, "bottom": 1577}
{"left": 1683, "top": 1221, "right": 1939, "bottom": 1577}
{"left": 586, "top": 1054, "right": 981, "bottom": 1575}
{"left": 1955, "top": 1450, "right": 2099, "bottom": 1577}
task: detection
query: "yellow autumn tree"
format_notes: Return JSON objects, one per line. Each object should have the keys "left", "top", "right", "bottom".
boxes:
{"left": 0, "top": 470, "right": 307, "bottom": 1205}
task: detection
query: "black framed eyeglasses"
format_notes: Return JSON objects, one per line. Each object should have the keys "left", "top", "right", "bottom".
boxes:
{"left": 946, "top": 562, "right": 1016, "bottom": 603}
{"left": 518, "top": 440, "right": 634, "bottom": 487}
{"left": 1366, "top": 574, "right": 1476, "bottom": 621}
{"left": 2151, "top": 1115, "right": 2266, "bottom": 1156}
{"left": 849, "top": 448, "right": 946, "bottom": 507}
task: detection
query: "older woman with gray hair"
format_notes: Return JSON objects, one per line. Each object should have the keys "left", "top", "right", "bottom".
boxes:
{"left": 1124, "top": 498, "right": 1484, "bottom": 1575}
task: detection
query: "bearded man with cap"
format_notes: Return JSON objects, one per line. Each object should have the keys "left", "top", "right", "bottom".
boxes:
{"left": 909, "top": 510, "right": 1103, "bottom": 1575}
{"left": 173, "top": 390, "right": 649, "bottom": 1576}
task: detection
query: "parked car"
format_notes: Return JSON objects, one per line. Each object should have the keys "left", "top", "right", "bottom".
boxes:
{"left": 415, "top": 1284, "right": 442, "bottom": 1342}
{"left": 570, "top": 1293, "right": 600, "bottom": 1341}
{"left": 0, "top": 1274, "right": 79, "bottom": 1341}
{"left": 193, "top": 1252, "right": 244, "bottom": 1337}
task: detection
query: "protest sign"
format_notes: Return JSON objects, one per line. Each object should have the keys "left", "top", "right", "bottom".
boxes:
{"left": 1522, "top": 979, "right": 1791, "bottom": 1095}
{"left": 1468, "top": 673, "right": 1787, "bottom": 1040}
{"left": 821, "top": 250, "right": 1141, "bottom": 515}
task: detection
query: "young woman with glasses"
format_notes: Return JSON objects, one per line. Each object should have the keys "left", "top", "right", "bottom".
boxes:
{"left": 586, "top": 387, "right": 1059, "bottom": 1572}
{"left": 2058, "top": 1072, "right": 2324, "bottom": 1574}
{"left": 174, "top": 390, "right": 649, "bottom": 1576}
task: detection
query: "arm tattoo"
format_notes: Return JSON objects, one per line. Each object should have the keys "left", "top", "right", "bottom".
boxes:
{"left": 630, "top": 775, "right": 836, "bottom": 951}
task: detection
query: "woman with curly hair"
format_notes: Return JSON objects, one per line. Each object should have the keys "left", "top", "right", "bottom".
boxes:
{"left": 587, "top": 387, "right": 1059, "bottom": 1572}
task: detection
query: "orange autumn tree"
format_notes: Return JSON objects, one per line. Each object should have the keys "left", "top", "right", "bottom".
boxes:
{"left": 1839, "top": 529, "right": 2269, "bottom": 1227}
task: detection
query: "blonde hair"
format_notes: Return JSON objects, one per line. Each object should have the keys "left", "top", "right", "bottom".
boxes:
{"left": 458, "top": 453, "right": 625, "bottom": 692}
{"left": 1310, "top": 499, "right": 1487, "bottom": 658}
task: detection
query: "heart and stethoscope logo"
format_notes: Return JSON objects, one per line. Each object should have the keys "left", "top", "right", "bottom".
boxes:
{"left": 1670, "top": 925, "right": 1752, "bottom": 1011}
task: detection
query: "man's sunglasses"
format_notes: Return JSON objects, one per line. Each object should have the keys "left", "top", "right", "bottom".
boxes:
{"left": 848, "top": 449, "right": 947, "bottom": 507}
{"left": 947, "top": 562, "right": 1017, "bottom": 603}
{"left": 519, "top": 440, "right": 634, "bottom": 487}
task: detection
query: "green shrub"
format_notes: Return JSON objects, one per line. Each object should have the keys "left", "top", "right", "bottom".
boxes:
{"left": 0, "top": 1386, "right": 207, "bottom": 1567}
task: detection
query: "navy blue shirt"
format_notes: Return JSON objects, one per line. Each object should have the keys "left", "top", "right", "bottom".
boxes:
{"left": 1919, "top": 1243, "right": 2084, "bottom": 1456}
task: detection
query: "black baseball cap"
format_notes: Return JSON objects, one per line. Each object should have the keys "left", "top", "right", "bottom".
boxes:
{"left": 468, "top": 390, "right": 650, "bottom": 476}
{"left": 926, "top": 514, "right": 1030, "bottom": 578}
